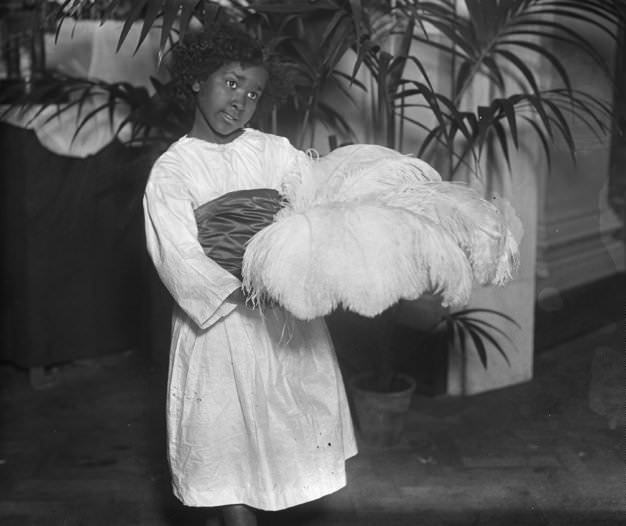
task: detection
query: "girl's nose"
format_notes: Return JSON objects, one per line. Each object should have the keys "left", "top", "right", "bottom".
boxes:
{"left": 231, "top": 91, "right": 245, "bottom": 110}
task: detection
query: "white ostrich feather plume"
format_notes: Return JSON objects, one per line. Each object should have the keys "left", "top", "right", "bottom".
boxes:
{"left": 243, "top": 144, "right": 521, "bottom": 320}
{"left": 242, "top": 200, "right": 474, "bottom": 320}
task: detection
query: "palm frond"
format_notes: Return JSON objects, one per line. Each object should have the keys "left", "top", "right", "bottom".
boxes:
{"left": 2, "top": 71, "right": 187, "bottom": 147}
{"left": 54, "top": 0, "right": 220, "bottom": 54}
{"left": 405, "top": 0, "right": 624, "bottom": 102}
{"left": 432, "top": 307, "right": 519, "bottom": 369}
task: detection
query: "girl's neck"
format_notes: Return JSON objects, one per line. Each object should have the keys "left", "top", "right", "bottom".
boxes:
{"left": 188, "top": 121, "right": 245, "bottom": 145}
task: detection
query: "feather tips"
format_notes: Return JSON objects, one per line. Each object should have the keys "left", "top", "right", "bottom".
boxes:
{"left": 378, "top": 181, "right": 520, "bottom": 285}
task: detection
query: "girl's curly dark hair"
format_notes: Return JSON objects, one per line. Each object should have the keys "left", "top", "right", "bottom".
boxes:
{"left": 170, "top": 22, "right": 296, "bottom": 119}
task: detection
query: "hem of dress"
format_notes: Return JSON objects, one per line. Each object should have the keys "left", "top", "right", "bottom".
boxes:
{"left": 175, "top": 486, "right": 343, "bottom": 512}
{"left": 173, "top": 463, "right": 355, "bottom": 512}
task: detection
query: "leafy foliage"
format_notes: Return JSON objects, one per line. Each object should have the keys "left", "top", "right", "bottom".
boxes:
{"left": 364, "top": 305, "right": 520, "bottom": 392}
{"left": 53, "top": 0, "right": 211, "bottom": 53}
{"left": 434, "top": 307, "right": 519, "bottom": 369}
{"left": 393, "top": 0, "right": 624, "bottom": 174}
{"left": 0, "top": 72, "right": 189, "bottom": 147}
{"left": 35, "top": 0, "right": 624, "bottom": 168}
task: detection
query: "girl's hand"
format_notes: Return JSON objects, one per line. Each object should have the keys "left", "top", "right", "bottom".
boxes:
{"left": 226, "top": 288, "right": 277, "bottom": 310}
{"left": 226, "top": 288, "right": 246, "bottom": 305}
{"left": 226, "top": 288, "right": 259, "bottom": 309}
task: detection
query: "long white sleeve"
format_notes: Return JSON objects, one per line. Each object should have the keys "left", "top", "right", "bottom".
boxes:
{"left": 143, "top": 156, "right": 240, "bottom": 330}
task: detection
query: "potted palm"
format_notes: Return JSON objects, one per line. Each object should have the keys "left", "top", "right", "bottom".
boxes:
{"left": 342, "top": 301, "right": 518, "bottom": 446}
{"left": 6, "top": 0, "right": 621, "bottom": 442}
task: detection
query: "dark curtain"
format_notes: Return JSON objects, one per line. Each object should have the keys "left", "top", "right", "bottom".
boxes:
{"left": 1, "top": 121, "right": 171, "bottom": 368}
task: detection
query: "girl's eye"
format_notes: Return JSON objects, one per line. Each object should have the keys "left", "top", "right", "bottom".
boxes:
{"left": 247, "top": 91, "right": 259, "bottom": 101}
{"left": 226, "top": 79, "right": 238, "bottom": 89}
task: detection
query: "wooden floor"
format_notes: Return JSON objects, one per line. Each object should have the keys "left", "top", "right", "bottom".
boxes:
{"left": 0, "top": 323, "right": 624, "bottom": 525}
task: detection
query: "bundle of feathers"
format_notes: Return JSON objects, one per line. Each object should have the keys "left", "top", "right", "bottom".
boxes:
{"left": 241, "top": 144, "right": 521, "bottom": 321}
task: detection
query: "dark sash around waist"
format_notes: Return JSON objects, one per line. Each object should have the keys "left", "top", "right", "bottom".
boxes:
{"left": 194, "top": 188, "right": 284, "bottom": 280}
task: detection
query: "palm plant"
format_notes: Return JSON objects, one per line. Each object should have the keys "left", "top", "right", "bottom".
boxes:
{"left": 337, "top": 0, "right": 621, "bottom": 178}
{"left": 239, "top": 1, "right": 368, "bottom": 147}
{"left": 2, "top": 0, "right": 366, "bottom": 148}
{"left": 403, "top": 0, "right": 621, "bottom": 179}
{"left": 12, "top": 1, "right": 621, "bottom": 164}
{"left": 360, "top": 304, "right": 519, "bottom": 393}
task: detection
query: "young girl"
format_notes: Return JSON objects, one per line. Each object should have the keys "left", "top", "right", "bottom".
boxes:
{"left": 142, "top": 22, "right": 357, "bottom": 526}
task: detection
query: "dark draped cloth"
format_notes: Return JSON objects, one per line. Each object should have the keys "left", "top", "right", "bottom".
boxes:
{"left": 1, "top": 121, "right": 160, "bottom": 367}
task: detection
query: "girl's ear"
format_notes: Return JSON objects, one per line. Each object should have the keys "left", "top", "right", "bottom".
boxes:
{"left": 191, "top": 81, "right": 201, "bottom": 93}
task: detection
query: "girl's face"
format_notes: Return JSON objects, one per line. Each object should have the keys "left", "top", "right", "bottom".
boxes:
{"left": 192, "top": 61, "right": 268, "bottom": 143}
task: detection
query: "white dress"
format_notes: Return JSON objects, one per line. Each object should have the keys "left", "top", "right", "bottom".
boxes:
{"left": 142, "top": 129, "right": 357, "bottom": 511}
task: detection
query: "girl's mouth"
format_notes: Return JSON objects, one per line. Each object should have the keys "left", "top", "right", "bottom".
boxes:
{"left": 222, "top": 112, "right": 238, "bottom": 123}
